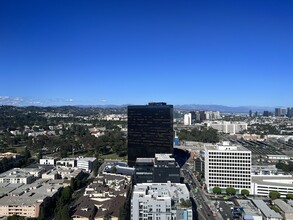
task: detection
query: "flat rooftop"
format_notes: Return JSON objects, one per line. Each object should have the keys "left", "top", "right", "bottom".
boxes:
{"left": 155, "top": 154, "right": 175, "bottom": 161}
{"left": 0, "top": 196, "right": 39, "bottom": 206}
{"left": 237, "top": 200, "right": 262, "bottom": 217}
{"left": 0, "top": 168, "right": 40, "bottom": 179}
{"left": 205, "top": 142, "right": 250, "bottom": 152}
{"left": 135, "top": 158, "right": 154, "bottom": 164}
{"left": 77, "top": 157, "right": 96, "bottom": 162}
{"left": 252, "top": 176, "right": 293, "bottom": 187}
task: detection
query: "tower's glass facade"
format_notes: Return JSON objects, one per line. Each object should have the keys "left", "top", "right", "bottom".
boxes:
{"left": 127, "top": 102, "right": 173, "bottom": 166}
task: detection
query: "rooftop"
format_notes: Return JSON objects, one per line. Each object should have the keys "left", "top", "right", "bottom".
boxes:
{"left": 135, "top": 158, "right": 154, "bottom": 164}
{"left": 237, "top": 200, "right": 263, "bottom": 216}
{"left": 155, "top": 154, "right": 175, "bottom": 161}
{"left": 274, "top": 199, "right": 293, "bottom": 213}
{"left": 252, "top": 199, "right": 282, "bottom": 219}
{"left": 205, "top": 141, "right": 250, "bottom": 152}
{"left": 252, "top": 175, "right": 293, "bottom": 187}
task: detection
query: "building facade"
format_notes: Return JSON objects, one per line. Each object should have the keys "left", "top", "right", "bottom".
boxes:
{"left": 275, "top": 108, "right": 287, "bottom": 117}
{"left": 77, "top": 157, "right": 96, "bottom": 172}
{"left": 128, "top": 102, "right": 174, "bottom": 166}
{"left": 131, "top": 182, "right": 192, "bottom": 220}
{"left": 39, "top": 158, "right": 55, "bottom": 166}
{"left": 183, "top": 113, "right": 192, "bottom": 125}
{"left": 205, "top": 141, "right": 251, "bottom": 193}
{"left": 134, "top": 154, "right": 180, "bottom": 184}
{"left": 207, "top": 121, "right": 247, "bottom": 134}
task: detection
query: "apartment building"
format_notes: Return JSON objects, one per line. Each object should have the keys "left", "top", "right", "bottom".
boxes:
{"left": 0, "top": 178, "right": 62, "bottom": 218}
{"left": 0, "top": 168, "right": 43, "bottom": 184}
{"left": 131, "top": 182, "right": 192, "bottom": 220}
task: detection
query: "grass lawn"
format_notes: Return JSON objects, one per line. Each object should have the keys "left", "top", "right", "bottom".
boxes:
{"left": 99, "top": 153, "right": 127, "bottom": 161}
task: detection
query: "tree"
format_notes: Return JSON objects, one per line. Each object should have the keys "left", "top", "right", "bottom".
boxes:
{"left": 38, "top": 205, "right": 45, "bottom": 220}
{"left": 118, "top": 206, "right": 126, "bottom": 220}
{"left": 61, "top": 187, "right": 72, "bottom": 203}
{"left": 104, "top": 212, "right": 111, "bottom": 220}
{"left": 23, "top": 147, "right": 31, "bottom": 163}
{"left": 226, "top": 187, "right": 236, "bottom": 195}
{"left": 241, "top": 189, "right": 250, "bottom": 197}
{"left": 37, "top": 150, "right": 43, "bottom": 161}
{"left": 212, "top": 187, "right": 221, "bottom": 194}
{"left": 111, "top": 166, "right": 117, "bottom": 173}
{"left": 70, "top": 177, "right": 76, "bottom": 191}
{"left": 287, "top": 194, "right": 293, "bottom": 200}
{"left": 55, "top": 205, "right": 71, "bottom": 220}
{"left": 269, "top": 191, "right": 280, "bottom": 200}
{"left": 180, "top": 198, "right": 192, "bottom": 207}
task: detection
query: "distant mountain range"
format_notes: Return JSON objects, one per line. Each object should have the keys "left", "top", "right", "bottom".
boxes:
{"left": 174, "top": 104, "right": 276, "bottom": 113}
{"left": 0, "top": 103, "right": 280, "bottom": 113}
{"left": 75, "top": 104, "right": 277, "bottom": 113}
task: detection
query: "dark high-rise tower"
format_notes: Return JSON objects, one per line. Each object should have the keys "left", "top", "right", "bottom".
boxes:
{"left": 127, "top": 102, "right": 173, "bottom": 166}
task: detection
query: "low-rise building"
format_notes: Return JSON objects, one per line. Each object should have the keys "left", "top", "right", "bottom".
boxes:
{"left": 267, "top": 155, "right": 290, "bottom": 161}
{"left": 84, "top": 173, "right": 130, "bottom": 198}
{"left": 134, "top": 154, "right": 180, "bottom": 184}
{"left": 0, "top": 168, "right": 43, "bottom": 184}
{"left": 274, "top": 199, "right": 293, "bottom": 220}
{"left": 71, "top": 196, "right": 97, "bottom": 220}
{"left": 251, "top": 176, "right": 293, "bottom": 198}
{"left": 39, "top": 157, "right": 56, "bottom": 166}
{"left": 0, "top": 179, "right": 62, "bottom": 218}
{"left": 72, "top": 173, "right": 130, "bottom": 220}
{"left": 77, "top": 157, "right": 96, "bottom": 172}
{"left": 56, "top": 158, "right": 77, "bottom": 168}
{"left": 252, "top": 165, "right": 278, "bottom": 175}
{"left": 251, "top": 200, "right": 282, "bottom": 220}
{"left": 237, "top": 200, "right": 263, "bottom": 220}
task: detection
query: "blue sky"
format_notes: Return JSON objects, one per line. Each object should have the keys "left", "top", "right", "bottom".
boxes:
{"left": 0, "top": 0, "right": 292, "bottom": 106}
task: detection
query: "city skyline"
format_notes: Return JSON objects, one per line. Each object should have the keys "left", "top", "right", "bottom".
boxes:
{"left": 0, "top": 0, "right": 292, "bottom": 106}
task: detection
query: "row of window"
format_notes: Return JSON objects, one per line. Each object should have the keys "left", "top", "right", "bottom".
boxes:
{"left": 209, "top": 179, "right": 250, "bottom": 182}
{"left": 208, "top": 160, "right": 250, "bottom": 163}
{"left": 209, "top": 174, "right": 250, "bottom": 177}
{"left": 210, "top": 184, "right": 250, "bottom": 188}
{"left": 209, "top": 152, "right": 251, "bottom": 156}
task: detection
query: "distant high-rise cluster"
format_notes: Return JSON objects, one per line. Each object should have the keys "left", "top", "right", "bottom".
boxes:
{"left": 274, "top": 107, "right": 293, "bottom": 117}
{"left": 287, "top": 107, "right": 293, "bottom": 118}
{"left": 250, "top": 107, "right": 293, "bottom": 118}
{"left": 183, "top": 110, "right": 220, "bottom": 125}
{"left": 275, "top": 108, "right": 287, "bottom": 117}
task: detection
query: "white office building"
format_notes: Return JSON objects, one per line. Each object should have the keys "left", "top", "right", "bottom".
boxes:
{"left": 184, "top": 113, "right": 192, "bottom": 126}
{"left": 207, "top": 121, "right": 247, "bottom": 134}
{"left": 205, "top": 141, "right": 251, "bottom": 193}
{"left": 131, "top": 182, "right": 192, "bottom": 220}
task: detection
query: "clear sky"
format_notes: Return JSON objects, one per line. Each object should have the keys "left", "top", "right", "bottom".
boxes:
{"left": 0, "top": 0, "right": 292, "bottom": 107}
